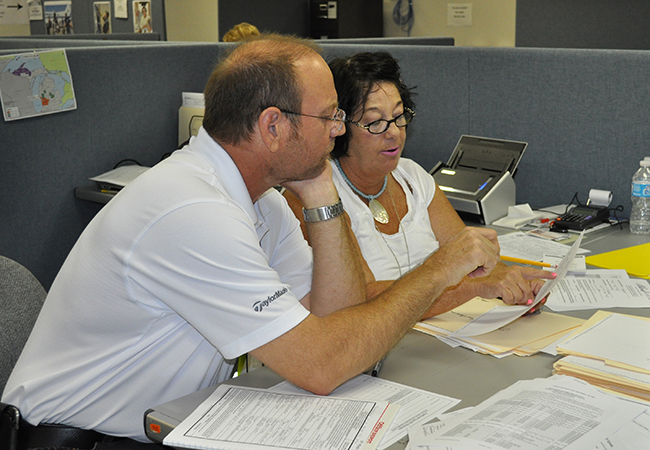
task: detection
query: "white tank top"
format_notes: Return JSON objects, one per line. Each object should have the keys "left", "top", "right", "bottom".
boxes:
{"left": 331, "top": 158, "right": 440, "bottom": 280}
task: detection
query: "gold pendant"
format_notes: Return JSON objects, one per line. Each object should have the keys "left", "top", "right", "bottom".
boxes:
{"left": 369, "top": 199, "right": 389, "bottom": 224}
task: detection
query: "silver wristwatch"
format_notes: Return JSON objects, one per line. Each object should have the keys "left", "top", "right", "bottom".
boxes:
{"left": 302, "top": 199, "right": 344, "bottom": 223}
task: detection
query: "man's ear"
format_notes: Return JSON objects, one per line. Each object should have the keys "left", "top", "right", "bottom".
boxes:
{"left": 259, "top": 107, "right": 285, "bottom": 153}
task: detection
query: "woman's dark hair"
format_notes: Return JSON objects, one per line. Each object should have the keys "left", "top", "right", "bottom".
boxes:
{"left": 329, "top": 52, "right": 416, "bottom": 159}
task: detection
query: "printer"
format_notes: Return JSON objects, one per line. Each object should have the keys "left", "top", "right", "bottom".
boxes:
{"left": 429, "top": 135, "right": 527, "bottom": 225}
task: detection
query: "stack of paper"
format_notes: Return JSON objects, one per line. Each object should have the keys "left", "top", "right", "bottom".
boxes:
{"left": 554, "top": 310, "right": 650, "bottom": 403}
{"left": 163, "top": 383, "right": 399, "bottom": 450}
{"left": 407, "top": 375, "right": 649, "bottom": 449}
{"left": 415, "top": 297, "right": 584, "bottom": 357}
{"left": 270, "top": 374, "right": 460, "bottom": 450}
{"left": 162, "top": 374, "right": 460, "bottom": 450}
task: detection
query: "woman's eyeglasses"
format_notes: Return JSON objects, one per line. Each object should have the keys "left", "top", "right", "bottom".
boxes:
{"left": 348, "top": 108, "right": 415, "bottom": 135}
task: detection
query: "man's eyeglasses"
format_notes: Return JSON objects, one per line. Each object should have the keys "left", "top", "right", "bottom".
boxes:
{"left": 280, "top": 107, "right": 347, "bottom": 131}
{"left": 348, "top": 108, "right": 415, "bottom": 135}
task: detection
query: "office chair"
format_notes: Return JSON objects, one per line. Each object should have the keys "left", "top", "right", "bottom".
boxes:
{"left": 0, "top": 256, "right": 47, "bottom": 449}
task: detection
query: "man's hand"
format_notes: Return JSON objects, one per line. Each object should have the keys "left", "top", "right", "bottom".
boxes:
{"left": 281, "top": 162, "right": 339, "bottom": 209}
{"left": 426, "top": 227, "right": 501, "bottom": 287}
{"left": 477, "top": 264, "right": 556, "bottom": 306}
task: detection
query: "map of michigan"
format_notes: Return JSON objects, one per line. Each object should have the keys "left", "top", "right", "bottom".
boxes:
{"left": 0, "top": 49, "right": 77, "bottom": 121}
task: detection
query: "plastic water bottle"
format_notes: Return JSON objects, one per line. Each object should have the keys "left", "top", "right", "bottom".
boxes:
{"left": 630, "top": 160, "right": 650, "bottom": 234}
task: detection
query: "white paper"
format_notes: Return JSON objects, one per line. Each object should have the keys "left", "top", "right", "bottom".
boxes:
{"left": 28, "top": 0, "right": 43, "bottom": 20}
{"left": 113, "top": 0, "right": 126, "bottom": 18}
{"left": 596, "top": 409, "right": 650, "bottom": 449}
{"left": 491, "top": 203, "right": 537, "bottom": 229}
{"left": 543, "top": 254, "right": 587, "bottom": 271}
{"left": 89, "top": 165, "right": 149, "bottom": 188}
{"left": 270, "top": 374, "right": 459, "bottom": 450}
{"left": 559, "top": 313, "right": 650, "bottom": 373}
{"left": 558, "top": 355, "right": 650, "bottom": 392}
{"left": 532, "top": 230, "right": 585, "bottom": 304}
{"left": 546, "top": 278, "right": 650, "bottom": 311}
{"left": 498, "top": 231, "right": 589, "bottom": 261}
{"left": 163, "top": 384, "right": 398, "bottom": 450}
{"left": 564, "top": 269, "right": 630, "bottom": 280}
{"left": 449, "top": 231, "right": 585, "bottom": 338}
{"left": 408, "top": 375, "right": 647, "bottom": 450}
{"left": 182, "top": 91, "right": 205, "bottom": 108}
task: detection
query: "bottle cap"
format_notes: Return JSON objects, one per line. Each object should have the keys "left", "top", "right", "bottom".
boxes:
{"left": 641, "top": 160, "right": 650, "bottom": 167}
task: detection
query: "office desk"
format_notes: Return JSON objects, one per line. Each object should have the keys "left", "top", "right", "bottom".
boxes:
{"left": 145, "top": 224, "right": 650, "bottom": 448}
{"left": 74, "top": 185, "right": 116, "bottom": 204}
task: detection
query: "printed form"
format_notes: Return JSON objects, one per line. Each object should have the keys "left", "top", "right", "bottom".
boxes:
{"left": 408, "top": 375, "right": 647, "bottom": 450}
{"left": 546, "top": 278, "right": 650, "bottom": 311}
{"left": 163, "top": 384, "right": 398, "bottom": 450}
{"left": 271, "top": 374, "right": 460, "bottom": 449}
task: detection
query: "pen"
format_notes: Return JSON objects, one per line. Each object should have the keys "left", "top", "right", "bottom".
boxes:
{"left": 500, "top": 255, "right": 558, "bottom": 269}
{"left": 371, "top": 358, "right": 384, "bottom": 377}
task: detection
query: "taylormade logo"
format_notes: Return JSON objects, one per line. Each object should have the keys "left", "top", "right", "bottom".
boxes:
{"left": 253, "top": 287, "right": 288, "bottom": 312}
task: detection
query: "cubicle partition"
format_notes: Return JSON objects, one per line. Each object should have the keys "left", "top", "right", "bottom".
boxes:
{"left": 1, "top": 42, "right": 648, "bottom": 290}
{"left": 1, "top": 43, "right": 225, "bottom": 289}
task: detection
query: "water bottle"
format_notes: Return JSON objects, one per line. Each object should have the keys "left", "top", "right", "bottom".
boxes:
{"left": 630, "top": 160, "right": 650, "bottom": 234}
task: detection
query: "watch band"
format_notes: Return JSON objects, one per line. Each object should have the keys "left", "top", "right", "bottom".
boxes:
{"left": 302, "top": 199, "right": 344, "bottom": 223}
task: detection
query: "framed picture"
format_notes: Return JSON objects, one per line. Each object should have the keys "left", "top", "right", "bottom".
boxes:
{"left": 44, "top": 1, "right": 73, "bottom": 35}
{"left": 133, "top": 1, "right": 152, "bottom": 33}
{"left": 93, "top": 2, "right": 111, "bottom": 34}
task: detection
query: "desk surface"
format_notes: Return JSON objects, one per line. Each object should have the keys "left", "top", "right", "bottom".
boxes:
{"left": 144, "top": 224, "right": 650, "bottom": 448}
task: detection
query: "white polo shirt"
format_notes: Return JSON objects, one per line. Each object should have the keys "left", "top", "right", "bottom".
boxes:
{"left": 2, "top": 127, "right": 313, "bottom": 442}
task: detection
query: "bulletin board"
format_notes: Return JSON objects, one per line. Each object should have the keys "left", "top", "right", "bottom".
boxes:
{"left": 28, "top": 0, "right": 166, "bottom": 39}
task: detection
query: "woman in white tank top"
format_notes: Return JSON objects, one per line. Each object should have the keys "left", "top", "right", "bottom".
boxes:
{"left": 284, "top": 51, "right": 553, "bottom": 318}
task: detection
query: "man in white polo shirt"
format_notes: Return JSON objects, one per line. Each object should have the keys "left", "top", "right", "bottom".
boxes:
{"left": 2, "top": 35, "right": 501, "bottom": 449}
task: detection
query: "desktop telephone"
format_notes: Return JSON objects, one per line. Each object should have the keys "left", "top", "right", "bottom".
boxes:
{"left": 551, "top": 205, "right": 609, "bottom": 231}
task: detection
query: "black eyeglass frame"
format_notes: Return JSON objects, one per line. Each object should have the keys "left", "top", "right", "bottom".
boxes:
{"left": 348, "top": 108, "right": 416, "bottom": 135}
{"left": 280, "top": 107, "right": 347, "bottom": 131}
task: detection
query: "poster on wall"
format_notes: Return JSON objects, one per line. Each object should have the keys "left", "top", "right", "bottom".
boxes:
{"left": 93, "top": 2, "right": 111, "bottom": 33}
{"left": 44, "top": 1, "right": 73, "bottom": 35}
{"left": 0, "top": 49, "right": 77, "bottom": 121}
{"left": 0, "top": 0, "right": 29, "bottom": 25}
{"left": 28, "top": 0, "right": 44, "bottom": 21}
{"left": 113, "top": 0, "right": 127, "bottom": 19}
{"left": 132, "top": 0, "right": 152, "bottom": 33}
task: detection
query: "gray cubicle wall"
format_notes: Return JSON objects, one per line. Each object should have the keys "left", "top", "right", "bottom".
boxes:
{"left": 0, "top": 36, "right": 162, "bottom": 50}
{"left": 1, "top": 43, "right": 224, "bottom": 289}
{"left": 319, "top": 37, "right": 454, "bottom": 46}
{"left": 2, "top": 42, "right": 649, "bottom": 290}
{"left": 516, "top": 0, "right": 650, "bottom": 50}
{"left": 465, "top": 48, "right": 650, "bottom": 211}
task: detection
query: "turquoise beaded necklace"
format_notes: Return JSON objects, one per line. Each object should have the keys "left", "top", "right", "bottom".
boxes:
{"left": 334, "top": 158, "right": 390, "bottom": 224}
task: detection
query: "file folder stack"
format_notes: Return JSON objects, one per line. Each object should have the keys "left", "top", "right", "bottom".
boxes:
{"left": 415, "top": 297, "right": 584, "bottom": 357}
{"left": 554, "top": 310, "right": 650, "bottom": 403}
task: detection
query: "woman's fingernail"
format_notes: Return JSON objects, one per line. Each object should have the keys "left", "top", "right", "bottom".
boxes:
{"left": 552, "top": 273, "right": 557, "bottom": 278}
{"left": 526, "top": 299, "right": 533, "bottom": 305}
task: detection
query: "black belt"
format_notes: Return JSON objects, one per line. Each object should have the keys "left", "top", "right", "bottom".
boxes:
{"left": 18, "top": 417, "right": 121, "bottom": 450}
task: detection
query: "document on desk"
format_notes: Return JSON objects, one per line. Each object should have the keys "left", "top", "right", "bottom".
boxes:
{"left": 554, "top": 355, "right": 650, "bottom": 402}
{"left": 596, "top": 409, "right": 650, "bottom": 449}
{"left": 557, "top": 312, "right": 650, "bottom": 375}
{"left": 498, "top": 231, "right": 589, "bottom": 261}
{"left": 407, "top": 375, "right": 647, "bottom": 450}
{"left": 450, "top": 231, "right": 584, "bottom": 338}
{"left": 546, "top": 277, "right": 650, "bottom": 311}
{"left": 163, "top": 384, "right": 399, "bottom": 450}
{"left": 270, "top": 374, "right": 460, "bottom": 450}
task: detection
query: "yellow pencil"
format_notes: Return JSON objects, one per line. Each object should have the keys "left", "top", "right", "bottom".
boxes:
{"left": 500, "top": 255, "right": 558, "bottom": 269}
